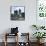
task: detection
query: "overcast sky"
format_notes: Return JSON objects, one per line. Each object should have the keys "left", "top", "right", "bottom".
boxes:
{"left": 11, "top": 6, "right": 25, "bottom": 14}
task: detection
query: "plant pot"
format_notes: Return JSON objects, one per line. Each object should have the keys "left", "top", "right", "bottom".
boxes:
{"left": 37, "top": 39, "right": 40, "bottom": 43}
{"left": 37, "top": 39, "right": 44, "bottom": 44}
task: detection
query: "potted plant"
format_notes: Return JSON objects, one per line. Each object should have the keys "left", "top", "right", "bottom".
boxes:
{"left": 33, "top": 32, "right": 46, "bottom": 43}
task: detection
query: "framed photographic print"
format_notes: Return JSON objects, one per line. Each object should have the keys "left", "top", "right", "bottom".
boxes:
{"left": 37, "top": 0, "right": 46, "bottom": 19}
{"left": 36, "top": 0, "right": 46, "bottom": 26}
{"left": 10, "top": 6, "right": 25, "bottom": 21}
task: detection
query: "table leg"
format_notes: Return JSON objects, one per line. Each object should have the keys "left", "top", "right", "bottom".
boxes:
{"left": 4, "top": 34, "right": 7, "bottom": 46}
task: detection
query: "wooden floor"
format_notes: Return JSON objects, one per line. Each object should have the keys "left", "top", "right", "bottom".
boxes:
{"left": 0, "top": 42, "right": 46, "bottom": 46}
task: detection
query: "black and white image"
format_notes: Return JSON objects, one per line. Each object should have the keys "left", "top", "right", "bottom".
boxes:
{"left": 10, "top": 6, "right": 25, "bottom": 20}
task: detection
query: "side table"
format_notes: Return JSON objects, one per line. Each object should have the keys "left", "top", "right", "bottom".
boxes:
{"left": 4, "top": 33, "right": 18, "bottom": 46}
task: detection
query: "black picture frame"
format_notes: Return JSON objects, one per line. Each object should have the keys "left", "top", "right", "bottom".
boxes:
{"left": 10, "top": 6, "right": 25, "bottom": 21}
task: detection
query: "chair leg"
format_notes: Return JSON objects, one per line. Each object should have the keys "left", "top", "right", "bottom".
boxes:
{"left": 4, "top": 33, "right": 7, "bottom": 46}
{"left": 4, "top": 41, "right": 7, "bottom": 46}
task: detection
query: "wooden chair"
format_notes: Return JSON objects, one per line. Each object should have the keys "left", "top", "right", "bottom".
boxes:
{"left": 4, "top": 33, "right": 18, "bottom": 46}
{"left": 20, "top": 33, "right": 30, "bottom": 46}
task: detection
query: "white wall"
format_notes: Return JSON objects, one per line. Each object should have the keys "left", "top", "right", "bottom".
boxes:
{"left": 0, "top": 0, "right": 36, "bottom": 42}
